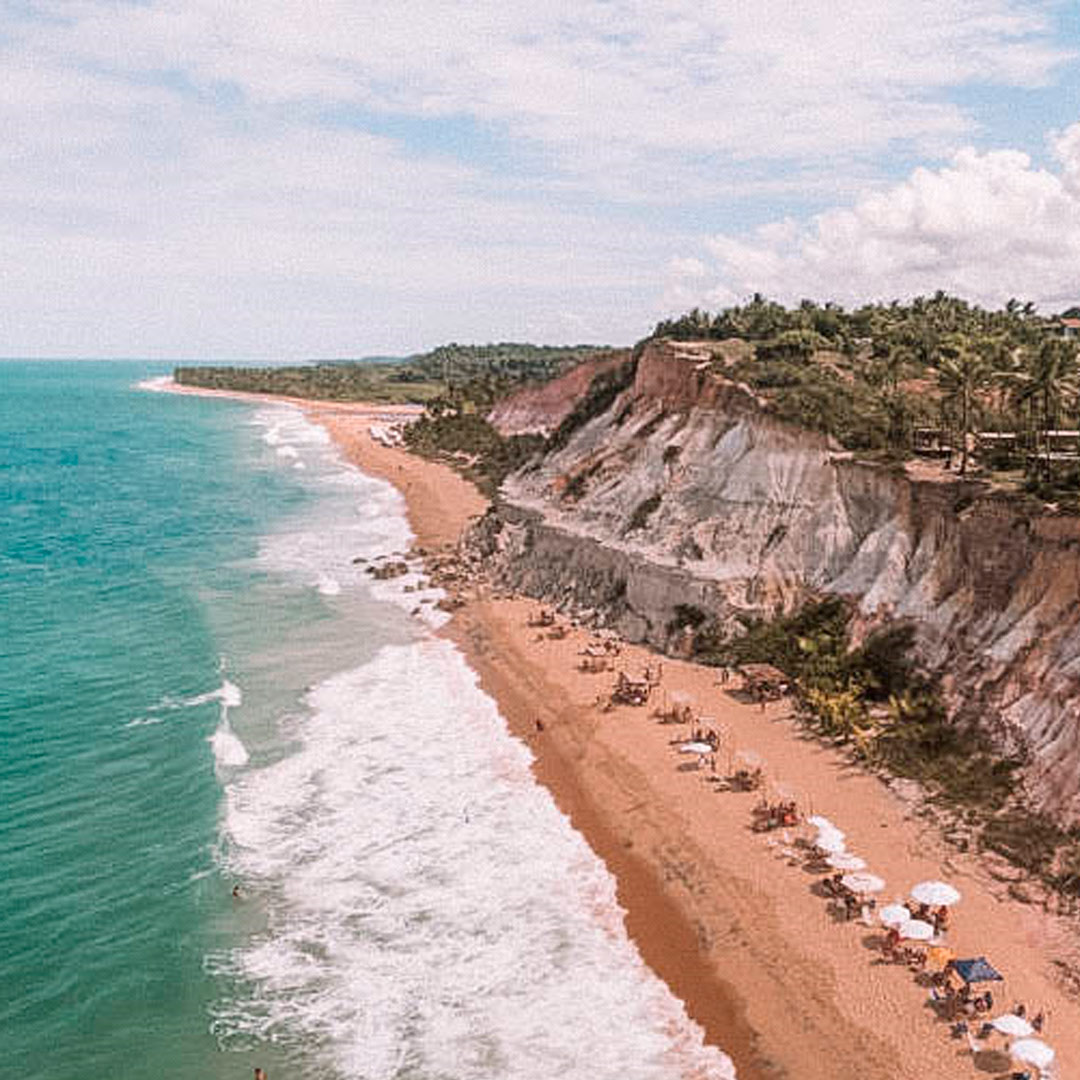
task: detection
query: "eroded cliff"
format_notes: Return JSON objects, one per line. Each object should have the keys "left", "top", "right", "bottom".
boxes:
{"left": 478, "top": 340, "right": 1080, "bottom": 822}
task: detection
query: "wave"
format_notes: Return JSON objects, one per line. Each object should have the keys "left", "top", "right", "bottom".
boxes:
{"left": 135, "top": 375, "right": 174, "bottom": 392}
{"left": 124, "top": 677, "right": 242, "bottom": 729}
{"left": 211, "top": 641, "right": 734, "bottom": 1079}
{"left": 209, "top": 726, "right": 250, "bottom": 769}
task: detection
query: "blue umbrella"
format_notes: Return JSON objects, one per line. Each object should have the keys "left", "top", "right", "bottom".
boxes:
{"left": 952, "top": 956, "right": 1003, "bottom": 984}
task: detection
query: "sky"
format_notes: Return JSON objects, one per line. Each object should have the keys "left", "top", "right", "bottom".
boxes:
{"left": 2, "top": 1, "right": 1079, "bottom": 359}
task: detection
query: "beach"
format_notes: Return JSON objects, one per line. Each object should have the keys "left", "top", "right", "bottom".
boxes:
{"left": 308, "top": 397, "right": 1080, "bottom": 1080}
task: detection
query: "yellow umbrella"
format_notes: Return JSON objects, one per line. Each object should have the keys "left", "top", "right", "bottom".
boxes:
{"left": 925, "top": 946, "right": 955, "bottom": 972}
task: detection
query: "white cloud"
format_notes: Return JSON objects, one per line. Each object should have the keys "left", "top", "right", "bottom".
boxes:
{"left": 678, "top": 122, "right": 1080, "bottom": 312}
{"left": 0, "top": 2, "right": 1073, "bottom": 354}
{"left": 19, "top": 1, "right": 1075, "bottom": 179}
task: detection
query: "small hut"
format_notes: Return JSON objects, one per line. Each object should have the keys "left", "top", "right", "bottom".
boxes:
{"left": 912, "top": 428, "right": 952, "bottom": 457}
{"left": 738, "top": 663, "right": 790, "bottom": 702}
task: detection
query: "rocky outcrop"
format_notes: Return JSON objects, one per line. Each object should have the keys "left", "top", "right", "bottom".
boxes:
{"left": 475, "top": 340, "right": 1080, "bottom": 822}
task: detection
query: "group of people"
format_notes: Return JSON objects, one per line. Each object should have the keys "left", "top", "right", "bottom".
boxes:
{"left": 913, "top": 901, "right": 950, "bottom": 934}
{"left": 822, "top": 872, "right": 876, "bottom": 920}
{"left": 751, "top": 798, "right": 799, "bottom": 832}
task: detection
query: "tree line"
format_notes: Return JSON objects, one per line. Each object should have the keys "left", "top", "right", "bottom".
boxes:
{"left": 652, "top": 293, "right": 1080, "bottom": 492}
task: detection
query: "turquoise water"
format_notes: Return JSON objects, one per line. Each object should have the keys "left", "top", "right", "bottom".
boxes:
{"left": 1, "top": 363, "right": 735, "bottom": 1080}
{"left": 1, "top": 362, "right": 306, "bottom": 1078}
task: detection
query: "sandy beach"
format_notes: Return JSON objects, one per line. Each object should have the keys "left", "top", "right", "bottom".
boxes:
{"left": 164, "top": 381, "right": 1080, "bottom": 1079}
{"left": 311, "top": 400, "right": 1080, "bottom": 1080}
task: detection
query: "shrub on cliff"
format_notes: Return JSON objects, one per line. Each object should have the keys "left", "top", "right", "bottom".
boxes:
{"left": 404, "top": 413, "right": 544, "bottom": 495}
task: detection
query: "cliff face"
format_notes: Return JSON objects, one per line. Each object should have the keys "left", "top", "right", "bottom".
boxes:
{"left": 477, "top": 340, "right": 1080, "bottom": 822}
{"left": 487, "top": 350, "right": 630, "bottom": 437}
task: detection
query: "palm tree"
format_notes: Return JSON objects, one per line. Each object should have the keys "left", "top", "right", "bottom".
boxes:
{"left": 1013, "top": 338, "right": 1080, "bottom": 478}
{"left": 936, "top": 336, "right": 994, "bottom": 475}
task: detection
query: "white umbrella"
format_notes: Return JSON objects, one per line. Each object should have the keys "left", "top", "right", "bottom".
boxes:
{"left": 1010, "top": 1038, "right": 1055, "bottom": 1071}
{"left": 827, "top": 853, "right": 867, "bottom": 871}
{"left": 815, "top": 833, "right": 847, "bottom": 855}
{"left": 679, "top": 741, "right": 713, "bottom": 754}
{"left": 991, "top": 1014, "right": 1034, "bottom": 1038}
{"left": 815, "top": 823, "right": 845, "bottom": 840}
{"left": 910, "top": 880, "right": 961, "bottom": 907}
{"left": 879, "top": 903, "right": 911, "bottom": 926}
{"left": 842, "top": 872, "right": 885, "bottom": 894}
{"left": 898, "top": 918, "right": 935, "bottom": 941}
{"left": 808, "top": 815, "right": 838, "bottom": 832}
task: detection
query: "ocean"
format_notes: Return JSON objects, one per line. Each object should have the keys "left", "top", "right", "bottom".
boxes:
{"left": 0, "top": 361, "right": 733, "bottom": 1080}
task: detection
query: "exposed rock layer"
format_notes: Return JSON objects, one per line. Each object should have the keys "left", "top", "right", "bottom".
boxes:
{"left": 478, "top": 340, "right": 1080, "bottom": 822}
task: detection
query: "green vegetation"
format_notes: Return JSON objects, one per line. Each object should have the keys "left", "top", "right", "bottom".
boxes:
{"left": 403, "top": 414, "right": 544, "bottom": 497}
{"left": 652, "top": 294, "right": 1080, "bottom": 493}
{"left": 174, "top": 361, "right": 445, "bottom": 403}
{"left": 697, "top": 598, "right": 1018, "bottom": 805}
{"left": 175, "top": 342, "right": 614, "bottom": 404}
{"left": 692, "top": 596, "right": 1080, "bottom": 898}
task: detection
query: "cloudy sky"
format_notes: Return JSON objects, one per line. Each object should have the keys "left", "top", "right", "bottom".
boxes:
{"left": 3, "top": 1, "right": 1079, "bottom": 358}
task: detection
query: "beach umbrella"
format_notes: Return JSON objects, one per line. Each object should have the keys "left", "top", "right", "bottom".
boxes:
{"left": 991, "top": 1014, "right": 1034, "bottom": 1038}
{"left": 842, "top": 872, "right": 885, "bottom": 894}
{"left": 814, "top": 825, "right": 846, "bottom": 845}
{"left": 1009, "top": 1038, "right": 1054, "bottom": 1071}
{"left": 898, "top": 918, "right": 935, "bottom": 941}
{"left": 808, "top": 815, "right": 839, "bottom": 832}
{"left": 679, "top": 741, "right": 713, "bottom": 754}
{"left": 827, "top": 853, "right": 867, "bottom": 872}
{"left": 925, "top": 946, "right": 955, "bottom": 972}
{"left": 952, "top": 956, "right": 1004, "bottom": 984}
{"left": 879, "top": 903, "right": 911, "bottom": 926}
{"left": 815, "top": 832, "right": 847, "bottom": 855}
{"left": 910, "top": 880, "right": 961, "bottom": 907}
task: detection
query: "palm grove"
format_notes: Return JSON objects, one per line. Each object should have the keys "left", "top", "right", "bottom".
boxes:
{"left": 655, "top": 293, "right": 1080, "bottom": 497}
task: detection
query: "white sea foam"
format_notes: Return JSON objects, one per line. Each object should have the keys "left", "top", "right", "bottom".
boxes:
{"left": 218, "top": 399, "right": 734, "bottom": 1076}
{"left": 219, "top": 679, "right": 242, "bottom": 710}
{"left": 135, "top": 374, "right": 174, "bottom": 392}
{"left": 315, "top": 573, "right": 341, "bottom": 596}
{"left": 125, "top": 678, "right": 243, "bottom": 728}
{"left": 252, "top": 407, "right": 415, "bottom": 602}
{"left": 209, "top": 727, "right": 250, "bottom": 768}
{"left": 122, "top": 714, "right": 165, "bottom": 728}
{"left": 212, "top": 640, "right": 734, "bottom": 1079}
{"left": 249, "top": 406, "right": 331, "bottom": 452}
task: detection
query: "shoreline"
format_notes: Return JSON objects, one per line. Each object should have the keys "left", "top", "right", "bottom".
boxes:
{"left": 156, "top": 379, "right": 1080, "bottom": 1079}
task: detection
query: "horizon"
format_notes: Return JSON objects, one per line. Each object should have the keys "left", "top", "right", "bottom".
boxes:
{"left": 1, "top": 2, "right": 1078, "bottom": 359}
